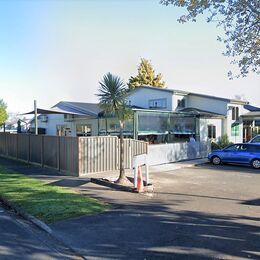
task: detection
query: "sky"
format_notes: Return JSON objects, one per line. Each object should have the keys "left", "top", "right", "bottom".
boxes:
{"left": 0, "top": 0, "right": 259, "bottom": 114}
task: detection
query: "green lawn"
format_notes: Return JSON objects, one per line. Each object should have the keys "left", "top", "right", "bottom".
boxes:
{"left": 0, "top": 166, "right": 109, "bottom": 223}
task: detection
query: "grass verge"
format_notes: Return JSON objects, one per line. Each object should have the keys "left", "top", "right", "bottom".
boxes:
{"left": 0, "top": 166, "right": 109, "bottom": 223}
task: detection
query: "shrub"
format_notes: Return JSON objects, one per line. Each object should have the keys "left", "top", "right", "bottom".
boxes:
{"left": 211, "top": 142, "right": 220, "bottom": 151}
{"left": 211, "top": 134, "right": 233, "bottom": 150}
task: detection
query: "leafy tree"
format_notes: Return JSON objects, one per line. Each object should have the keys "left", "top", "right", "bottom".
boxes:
{"left": 128, "top": 58, "right": 165, "bottom": 88}
{"left": 160, "top": 0, "right": 260, "bottom": 78}
{"left": 0, "top": 99, "right": 8, "bottom": 126}
{"left": 97, "top": 73, "right": 132, "bottom": 184}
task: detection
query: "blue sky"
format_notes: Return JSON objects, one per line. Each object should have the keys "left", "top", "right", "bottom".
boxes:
{"left": 0, "top": 0, "right": 259, "bottom": 113}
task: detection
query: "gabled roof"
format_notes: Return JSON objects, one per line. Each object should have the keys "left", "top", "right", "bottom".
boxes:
{"left": 128, "top": 86, "right": 248, "bottom": 104}
{"left": 244, "top": 104, "right": 260, "bottom": 112}
{"left": 52, "top": 101, "right": 102, "bottom": 117}
{"left": 23, "top": 101, "right": 102, "bottom": 117}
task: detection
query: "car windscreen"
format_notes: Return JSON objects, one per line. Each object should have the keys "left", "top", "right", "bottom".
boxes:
{"left": 251, "top": 136, "right": 260, "bottom": 143}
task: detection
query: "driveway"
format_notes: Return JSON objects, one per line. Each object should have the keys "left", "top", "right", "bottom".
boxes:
{"left": 51, "top": 164, "right": 260, "bottom": 259}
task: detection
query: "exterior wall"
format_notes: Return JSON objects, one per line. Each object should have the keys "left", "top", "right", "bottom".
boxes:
{"left": 148, "top": 141, "right": 211, "bottom": 166}
{"left": 199, "top": 118, "right": 223, "bottom": 142}
{"left": 172, "top": 93, "right": 188, "bottom": 111}
{"left": 226, "top": 103, "right": 246, "bottom": 143}
{"left": 127, "top": 88, "right": 173, "bottom": 110}
{"left": 187, "top": 95, "right": 228, "bottom": 115}
{"left": 33, "top": 114, "right": 99, "bottom": 137}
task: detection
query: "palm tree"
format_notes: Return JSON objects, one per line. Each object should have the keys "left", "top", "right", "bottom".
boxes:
{"left": 97, "top": 72, "right": 132, "bottom": 184}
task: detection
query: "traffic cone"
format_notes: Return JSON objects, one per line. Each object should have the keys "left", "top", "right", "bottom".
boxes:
{"left": 137, "top": 166, "right": 144, "bottom": 193}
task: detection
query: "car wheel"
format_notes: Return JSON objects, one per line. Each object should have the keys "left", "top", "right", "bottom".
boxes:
{"left": 212, "top": 156, "right": 221, "bottom": 165}
{"left": 251, "top": 159, "right": 260, "bottom": 169}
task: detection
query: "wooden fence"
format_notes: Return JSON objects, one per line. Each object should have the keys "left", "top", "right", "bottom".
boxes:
{"left": 0, "top": 133, "right": 148, "bottom": 176}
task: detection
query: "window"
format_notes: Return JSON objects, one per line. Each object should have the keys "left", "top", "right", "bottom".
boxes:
{"left": 231, "top": 107, "right": 239, "bottom": 120}
{"left": 148, "top": 98, "right": 167, "bottom": 109}
{"left": 248, "top": 145, "right": 260, "bottom": 152}
{"left": 76, "top": 124, "right": 92, "bottom": 136}
{"left": 231, "top": 123, "right": 239, "bottom": 136}
{"left": 208, "top": 125, "right": 216, "bottom": 139}
{"left": 56, "top": 125, "right": 71, "bottom": 136}
{"left": 251, "top": 136, "right": 260, "bottom": 143}
{"left": 225, "top": 144, "right": 240, "bottom": 151}
{"left": 177, "top": 99, "right": 185, "bottom": 108}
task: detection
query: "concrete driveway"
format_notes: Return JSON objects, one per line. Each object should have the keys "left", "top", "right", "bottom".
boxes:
{"left": 51, "top": 164, "right": 260, "bottom": 259}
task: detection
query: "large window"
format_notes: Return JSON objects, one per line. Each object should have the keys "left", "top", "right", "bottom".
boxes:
{"left": 148, "top": 98, "right": 167, "bottom": 109}
{"left": 98, "top": 117, "right": 134, "bottom": 136}
{"left": 208, "top": 125, "right": 216, "bottom": 139}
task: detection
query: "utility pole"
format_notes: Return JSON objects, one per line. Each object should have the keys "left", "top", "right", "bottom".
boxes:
{"left": 34, "top": 100, "right": 38, "bottom": 135}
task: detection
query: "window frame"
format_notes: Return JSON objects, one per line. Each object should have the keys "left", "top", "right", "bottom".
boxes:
{"left": 208, "top": 124, "right": 216, "bottom": 139}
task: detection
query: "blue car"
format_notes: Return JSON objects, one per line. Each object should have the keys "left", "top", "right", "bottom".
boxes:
{"left": 208, "top": 143, "right": 260, "bottom": 169}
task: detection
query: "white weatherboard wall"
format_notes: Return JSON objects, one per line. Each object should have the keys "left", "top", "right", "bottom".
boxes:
{"left": 127, "top": 88, "right": 173, "bottom": 110}
{"left": 35, "top": 114, "right": 99, "bottom": 137}
{"left": 187, "top": 95, "right": 228, "bottom": 115}
{"left": 199, "top": 118, "right": 223, "bottom": 142}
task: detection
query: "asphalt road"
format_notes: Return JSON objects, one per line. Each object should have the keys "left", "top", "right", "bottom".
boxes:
{"left": 51, "top": 164, "right": 260, "bottom": 260}
{"left": 0, "top": 204, "right": 80, "bottom": 260}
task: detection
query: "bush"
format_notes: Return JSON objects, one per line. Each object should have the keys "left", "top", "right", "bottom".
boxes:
{"left": 211, "top": 134, "right": 233, "bottom": 150}
{"left": 211, "top": 142, "right": 220, "bottom": 151}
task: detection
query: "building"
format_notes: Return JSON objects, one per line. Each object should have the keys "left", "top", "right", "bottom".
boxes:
{"left": 241, "top": 104, "right": 260, "bottom": 142}
{"left": 29, "top": 86, "right": 250, "bottom": 143}
{"left": 127, "top": 86, "right": 248, "bottom": 143}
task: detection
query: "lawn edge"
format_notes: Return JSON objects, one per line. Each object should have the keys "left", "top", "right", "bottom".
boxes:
{"left": 0, "top": 194, "right": 53, "bottom": 234}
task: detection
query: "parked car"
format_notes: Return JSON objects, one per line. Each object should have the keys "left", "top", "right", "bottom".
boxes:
{"left": 248, "top": 134, "right": 260, "bottom": 144}
{"left": 208, "top": 143, "right": 260, "bottom": 169}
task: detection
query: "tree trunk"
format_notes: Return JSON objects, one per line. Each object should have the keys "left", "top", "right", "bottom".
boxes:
{"left": 116, "top": 120, "right": 127, "bottom": 183}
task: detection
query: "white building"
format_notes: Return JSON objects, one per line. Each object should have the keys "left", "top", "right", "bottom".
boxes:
{"left": 127, "top": 86, "right": 248, "bottom": 143}
{"left": 29, "top": 86, "right": 249, "bottom": 143}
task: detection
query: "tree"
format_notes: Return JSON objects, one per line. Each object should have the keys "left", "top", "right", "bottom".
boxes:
{"left": 160, "top": 0, "right": 260, "bottom": 78}
{"left": 0, "top": 99, "right": 8, "bottom": 126}
{"left": 128, "top": 58, "right": 166, "bottom": 88}
{"left": 97, "top": 72, "right": 132, "bottom": 184}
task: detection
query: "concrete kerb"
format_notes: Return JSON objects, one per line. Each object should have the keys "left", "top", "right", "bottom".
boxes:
{"left": 0, "top": 195, "right": 85, "bottom": 260}
{"left": 0, "top": 195, "right": 53, "bottom": 234}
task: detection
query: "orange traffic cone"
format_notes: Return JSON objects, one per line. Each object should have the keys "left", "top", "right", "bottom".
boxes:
{"left": 137, "top": 166, "right": 144, "bottom": 193}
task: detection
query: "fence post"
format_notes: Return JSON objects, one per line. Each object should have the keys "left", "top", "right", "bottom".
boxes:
{"left": 5, "top": 133, "right": 7, "bottom": 156}
{"left": 41, "top": 135, "right": 44, "bottom": 167}
{"left": 28, "top": 134, "right": 30, "bottom": 163}
{"left": 16, "top": 134, "right": 18, "bottom": 159}
{"left": 57, "top": 136, "right": 60, "bottom": 171}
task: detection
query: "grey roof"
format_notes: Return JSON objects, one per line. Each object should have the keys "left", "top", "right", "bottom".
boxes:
{"left": 244, "top": 104, "right": 260, "bottom": 112}
{"left": 52, "top": 101, "right": 102, "bottom": 117}
{"left": 23, "top": 101, "right": 102, "bottom": 118}
{"left": 129, "top": 86, "right": 248, "bottom": 104}
{"left": 179, "top": 107, "right": 225, "bottom": 117}
{"left": 241, "top": 111, "right": 260, "bottom": 118}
